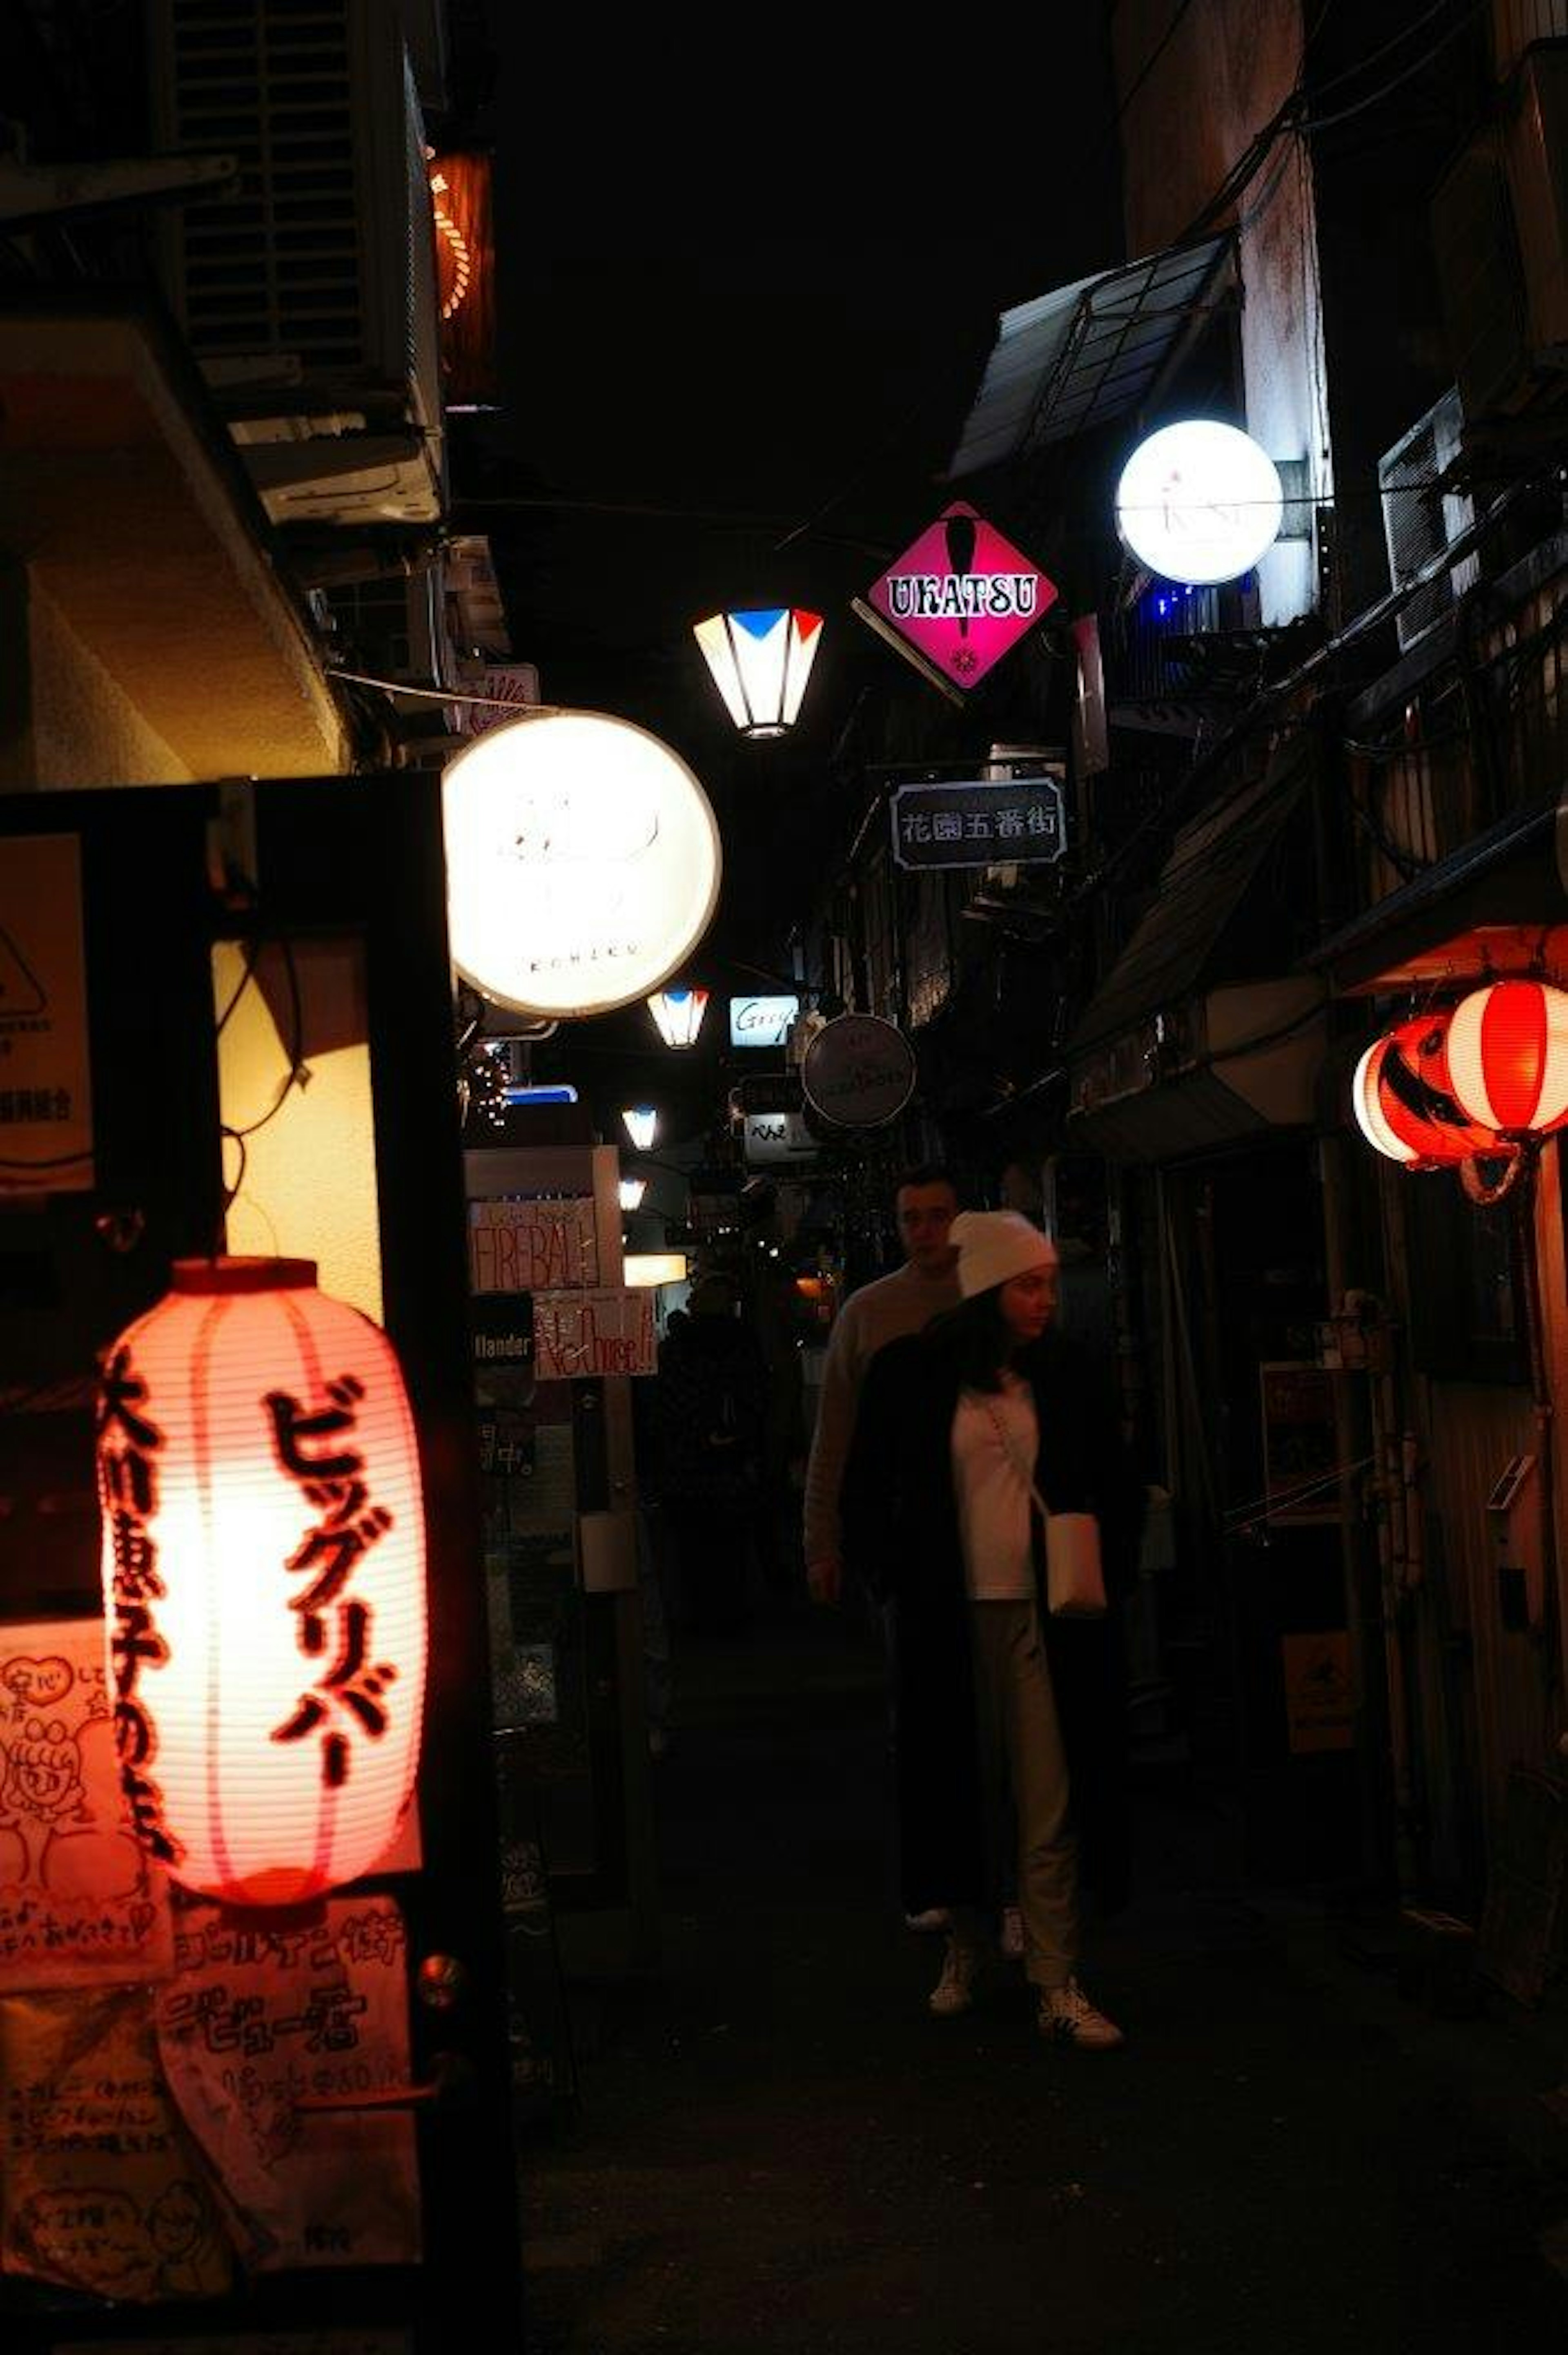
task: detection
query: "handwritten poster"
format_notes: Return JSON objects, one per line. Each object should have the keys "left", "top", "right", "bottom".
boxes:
{"left": 532, "top": 1287, "right": 656, "bottom": 1379}
{"left": 0, "top": 1983, "right": 234, "bottom": 2300}
{"left": 469, "top": 1196, "right": 598, "bottom": 1294}
{"left": 0, "top": 1617, "right": 173, "bottom": 1991}
{"left": 0, "top": 831, "right": 95, "bottom": 1195}
{"left": 155, "top": 1896, "right": 419, "bottom": 2272}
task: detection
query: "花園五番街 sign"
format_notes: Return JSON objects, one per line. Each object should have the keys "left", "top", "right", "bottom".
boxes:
{"left": 860, "top": 502, "right": 1057, "bottom": 694}
{"left": 891, "top": 772, "right": 1067, "bottom": 872}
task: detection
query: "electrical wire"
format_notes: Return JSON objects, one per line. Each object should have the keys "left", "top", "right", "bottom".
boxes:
{"left": 1113, "top": 0, "right": 1200, "bottom": 126}
{"left": 325, "top": 666, "right": 562, "bottom": 711}
{"left": 1300, "top": 0, "right": 1492, "bottom": 133}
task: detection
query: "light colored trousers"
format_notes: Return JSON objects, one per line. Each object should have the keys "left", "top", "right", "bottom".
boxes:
{"left": 951, "top": 1598, "right": 1078, "bottom": 1991}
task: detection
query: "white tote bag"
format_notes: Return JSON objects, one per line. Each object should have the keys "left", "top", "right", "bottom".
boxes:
{"left": 985, "top": 1397, "right": 1107, "bottom": 1620}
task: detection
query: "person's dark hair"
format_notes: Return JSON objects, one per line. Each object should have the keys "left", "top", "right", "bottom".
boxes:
{"left": 925, "top": 1287, "right": 1012, "bottom": 1391}
{"left": 894, "top": 1161, "right": 957, "bottom": 1199}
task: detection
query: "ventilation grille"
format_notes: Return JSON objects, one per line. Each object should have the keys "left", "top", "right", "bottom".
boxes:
{"left": 156, "top": 0, "right": 367, "bottom": 372}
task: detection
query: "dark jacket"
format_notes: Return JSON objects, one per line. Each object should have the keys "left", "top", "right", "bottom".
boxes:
{"left": 655, "top": 1312, "right": 768, "bottom": 1508}
{"left": 840, "top": 1321, "right": 1145, "bottom": 1916}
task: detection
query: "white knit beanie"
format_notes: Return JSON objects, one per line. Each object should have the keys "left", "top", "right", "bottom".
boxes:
{"left": 951, "top": 1209, "right": 1058, "bottom": 1299}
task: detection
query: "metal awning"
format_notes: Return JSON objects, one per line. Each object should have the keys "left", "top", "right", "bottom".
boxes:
{"left": 1309, "top": 793, "right": 1568, "bottom": 995}
{"left": 949, "top": 233, "right": 1234, "bottom": 479}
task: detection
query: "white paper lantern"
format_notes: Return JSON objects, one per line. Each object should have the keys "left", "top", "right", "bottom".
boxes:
{"left": 96, "top": 1258, "right": 426, "bottom": 1907}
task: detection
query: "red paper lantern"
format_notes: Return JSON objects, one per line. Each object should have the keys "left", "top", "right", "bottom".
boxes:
{"left": 96, "top": 1259, "right": 427, "bottom": 1907}
{"left": 1445, "top": 979, "right": 1568, "bottom": 1137}
{"left": 1352, "top": 1012, "right": 1503, "bottom": 1168}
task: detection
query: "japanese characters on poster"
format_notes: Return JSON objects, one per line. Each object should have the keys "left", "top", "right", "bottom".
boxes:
{"left": 0, "top": 1617, "right": 173, "bottom": 1992}
{"left": 155, "top": 1895, "right": 420, "bottom": 2273}
{"left": 469, "top": 1196, "right": 598, "bottom": 1294}
{"left": 0, "top": 1984, "right": 233, "bottom": 2301}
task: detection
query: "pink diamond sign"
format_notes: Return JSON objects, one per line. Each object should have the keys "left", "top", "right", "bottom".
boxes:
{"left": 864, "top": 502, "right": 1057, "bottom": 692}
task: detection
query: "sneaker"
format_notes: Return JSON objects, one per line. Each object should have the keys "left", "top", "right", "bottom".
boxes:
{"left": 1039, "top": 1977, "right": 1124, "bottom": 2050}
{"left": 999, "top": 1904, "right": 1024, "bottom": 1960}
{"left": 928, "top": 1940, "right": 980, "bottom": 2017}
{"left": 904, "top": 1906, "right": 952, "bottom": 1934}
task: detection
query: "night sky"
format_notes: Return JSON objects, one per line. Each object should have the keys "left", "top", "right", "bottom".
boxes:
{"left": 454, "top": 31, "right": 1124, "bottom": 1129}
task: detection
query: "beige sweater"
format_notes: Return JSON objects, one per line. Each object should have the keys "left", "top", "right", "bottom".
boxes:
{"left": 802, "top": 1261, "right": 962, "bottom": 1569}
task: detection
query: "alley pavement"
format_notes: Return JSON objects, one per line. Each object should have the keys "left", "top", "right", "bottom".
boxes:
{"left": 515, "top": 1592, "right": 1568, "bottom": 2354}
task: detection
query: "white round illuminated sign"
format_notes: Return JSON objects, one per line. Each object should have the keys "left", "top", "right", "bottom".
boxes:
{"left": 802, "top": 1014, "right": 917, "bottom": 1130}
{"left": 442, "top": 711, "right": 722, "bottom": 1018}
{"left": 1114, "top": 420, "right": 1284, "bottom": 585}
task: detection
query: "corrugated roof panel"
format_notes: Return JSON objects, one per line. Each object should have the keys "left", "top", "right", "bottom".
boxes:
{"left": 949, "top": 234, "right": 1233, "bottom": 478}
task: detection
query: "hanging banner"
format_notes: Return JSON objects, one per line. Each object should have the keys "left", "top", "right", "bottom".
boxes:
{"left": 0, "top": 833, "right": 95, "bottom": 1196}
{"left": 857, "top": 502, "right": 1057, "bottom": 695}
{"left": 469, "top": 1196, "right": 599, "bottom": 1293}
{"left": 0, "top": 1984, "right": 234, "bottom": 2300}
{"left": 155, "top": 1895, "right": 420, "bottom": 2272}
{"left": 0, "top": 1617, "right": 173, "bottom": 1993}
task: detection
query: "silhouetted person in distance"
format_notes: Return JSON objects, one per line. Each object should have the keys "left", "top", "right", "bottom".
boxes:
{"left": 656, "top": 1270, "right": 768, "bottom": 1635}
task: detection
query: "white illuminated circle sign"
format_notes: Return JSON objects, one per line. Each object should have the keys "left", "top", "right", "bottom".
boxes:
{"left": 1114, "top": 420, "right": 1284, "bottom": 585}
{"left": 442, "top": 710, "right": 722, "bottom": 1018}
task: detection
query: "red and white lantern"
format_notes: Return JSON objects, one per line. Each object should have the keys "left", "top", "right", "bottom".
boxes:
{"left": 96, "top": 1259, "right": 427, "bottom": 1908}
{"left": 1352, "top": 1012, "right": 1503, "bottom": 1168}
{"left": 1445, "top": 979, "right": 1568, "bottom": 1138}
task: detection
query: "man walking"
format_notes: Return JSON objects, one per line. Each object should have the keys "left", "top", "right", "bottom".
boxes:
{"left": 803, "top": 1164, "right": 961, "bottom": 1610}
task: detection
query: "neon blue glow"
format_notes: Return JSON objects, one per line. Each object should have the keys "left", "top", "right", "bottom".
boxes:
{"left": 502, "top": 1084, "right": 579, "bottom": 1105}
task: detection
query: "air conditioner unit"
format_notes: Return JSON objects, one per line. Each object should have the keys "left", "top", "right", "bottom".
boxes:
{"left": 149, "top": 0, "right": 444, "bottom": 529}
{"left": 1431, "top": 40, "right": 1568, "bottom": 421}
{"left": 1377, "top": 387, "right": 1480, "bottom": 653}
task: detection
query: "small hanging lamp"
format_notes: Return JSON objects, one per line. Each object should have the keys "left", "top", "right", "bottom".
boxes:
{"left": 1445, "top": 978, "right": 1568, "bottom": 1138}
{"left": 621, "top": 1105, "right": 658, "bottom": 1151}
{"left": 96, "top": 1258, "right": 427, "bottom": 1908}
{"left": 647, "top": 986, "right": 709, "bottom": 1048}
{"left": 693, "top": 607, "right": 823, "bottom": 738}
{"left": 619, "top": 1175, "right": 648, "bottom": 1211}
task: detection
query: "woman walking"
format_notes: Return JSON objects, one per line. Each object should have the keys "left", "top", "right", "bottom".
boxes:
{"left": 840, "top": 1210, "right": 1144, "bottom": 2049}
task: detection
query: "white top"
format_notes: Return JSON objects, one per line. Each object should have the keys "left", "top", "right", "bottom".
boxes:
{"left": 801, "top": 1260, "right": 962, "bottom": 1568}
{"left": 951, "top": 1372, "right": 1038, "bottom": 1600}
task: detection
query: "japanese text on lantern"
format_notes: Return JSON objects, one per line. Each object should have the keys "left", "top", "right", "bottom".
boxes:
{"left": 265, "top": 1376, "right": 396, "bottom": 1794}
{"left": 96, "top": 1345, "right": 176, "bottom": 1869}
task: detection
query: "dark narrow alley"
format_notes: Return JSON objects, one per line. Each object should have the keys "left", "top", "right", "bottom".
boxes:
{"left": 517, "top": 1596, "right": 1568, "bottom": 2354}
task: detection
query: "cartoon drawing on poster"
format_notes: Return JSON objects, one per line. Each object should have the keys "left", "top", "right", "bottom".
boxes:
{"left": 0, "top": 1983, "right": 234, "bottom": 2300}
{"left": 0, "top": 1618, "right": 173, "bottom": 1991}
{"left": 155, "top": 1895, "right": 420, "bottom": 2270}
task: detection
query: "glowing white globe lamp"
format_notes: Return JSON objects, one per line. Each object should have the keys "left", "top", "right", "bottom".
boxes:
{"left": 442, "top": 710, "right": 722, "bottom": 1019}
{"left": 1115, "top": 421, "right": 1285, "bottom": 585}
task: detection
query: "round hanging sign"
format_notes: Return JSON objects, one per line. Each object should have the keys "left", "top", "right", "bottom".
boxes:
{"left": 441, "top": 709, "right": 722, "bottom": 1019}
{"left": 1114, "top": 419, "right": 1284, "bottom": 584}
{"left": 801, "top": 1014, "right": 917, "bottom": 1130}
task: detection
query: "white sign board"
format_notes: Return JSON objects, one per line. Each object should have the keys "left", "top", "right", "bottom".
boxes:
{"left": 532, "top": 1287, "right": 656, "bottom": 1379}
{"left": 469, "top": 1195, "right": 598, "bottom": 1292}
{"left": 743, "top": 1111, "right": 820, "bottom": 1166}
{"left": 801, "top": 1014, "right": 917, "bottom": 1130}
{"left": 728, "top": 993, "right": 800, "bottom": 1049}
